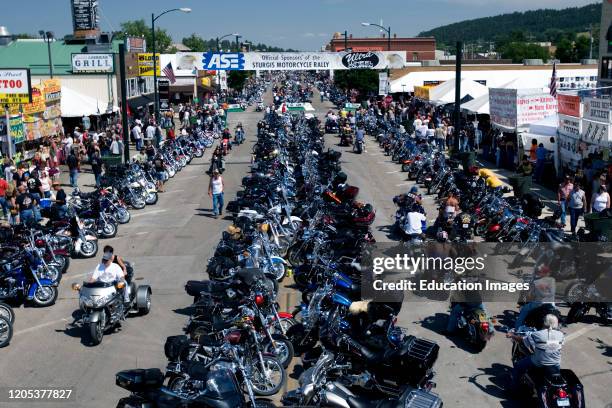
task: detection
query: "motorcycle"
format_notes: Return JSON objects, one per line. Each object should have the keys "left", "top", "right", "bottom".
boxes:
{"left": 72, "top": 264, "right": 152, "bottom": 345}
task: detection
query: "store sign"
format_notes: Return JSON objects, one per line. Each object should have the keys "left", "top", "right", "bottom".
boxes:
{"left": 179, "top": 51, "right": 406, "bottom": 71}
{"left": 158, "top": 79, "right": 170, "bottom": 111}
{"left": 71, "top": 0, "right": 99, "bottom": 31}
{"left": 583, "top": 97, "right": 611, "bottom": 123}
{"left": 489, "top": 88, "right": 518, "bottom": 128}
{"left": 137, "top": 53, "right": 160, "bottom": 76}
{"left": 516, "top": 93, "right": 557, "bottom": 127}
{"left": 0, "top": 69, "right": 32, "bottom": 104}
{"left": 557, "top": 94, "right": 581, "bottom": 117}
{"left": 558, "top": 114, "right": 581, "bottom": 140}
{"left": 414, "top": 85, "right": 432, "bottom": 100}
{"left": 581, "top": 119, "right": 611, "bottom": 146}
{"left": 126, "top": 37, "right": 146, "bottom": 53}
{"left": 9, "top": 116, "right": 24, "bottom": 144}
{"left": 22, "top": 86, "right": 46, "bottom": 115}
{"left": 378, "top": 72, "right": 388, "bottom": 96}
{"left": 72, "top": 53, "right": 114, "bottom": 73}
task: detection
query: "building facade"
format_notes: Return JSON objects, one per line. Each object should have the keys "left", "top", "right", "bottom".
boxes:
{"left": 598, "top": 0, "right": 612, "bottom": 87}
{"left": 327, "top": 33, "right": 435, "bottom": 62}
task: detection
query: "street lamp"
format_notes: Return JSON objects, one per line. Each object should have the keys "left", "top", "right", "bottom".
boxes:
{"left": 235, "top": 35, "right": 242, "bottom": 52}
{"left": 151, "top": 7, "right": 191, "bottom": 122}
{"left": 216, "top": 33, "right": 240, "bottom": 52}
{"left": 39, "top": 30, "right": 54, "bottom": 78}
{"left": 361, "top": 22, "right": 391, "bottom": 51}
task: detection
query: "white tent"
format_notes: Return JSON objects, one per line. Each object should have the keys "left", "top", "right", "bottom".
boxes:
{"left": 528, "top": 114, "right": 558, "bottom": 137}
{"left": 61, "top": 86, "right": 119, "bottom": 118}
{"left": 460, "top": 93, "right": 489, "bottom": 114}
{"left": 428, "top": 78, "right": 488, "bottom": 105}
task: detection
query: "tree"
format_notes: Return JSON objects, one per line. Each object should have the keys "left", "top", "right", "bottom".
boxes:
{"left": 555, "top": 38, "right": 575, "bottom": 62}
{"left": 574, "top": 35, "right": 592, "bottom": 60}
{"left": 228, "top": 71, "right": 253, "bottom": 91}
{"left": 334, "top": 70, "right": 378, "bottom": 97}
{"left": 116, "top": 19, "right": 173, "bottom": 53}
{"left": 182, "top": 34, "right": 206, "bottom": 52}
{"left": 499, "top": 42, "right": 549, "bottom": 63}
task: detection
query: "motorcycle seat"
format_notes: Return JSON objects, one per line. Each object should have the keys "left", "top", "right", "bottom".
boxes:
{"left": 529, "top": 365, "right": 564, "bottom": 386}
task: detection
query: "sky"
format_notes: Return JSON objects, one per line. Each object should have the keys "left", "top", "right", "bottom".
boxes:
{"left": 4, "top": 0, "right": 600, "bottom": 50}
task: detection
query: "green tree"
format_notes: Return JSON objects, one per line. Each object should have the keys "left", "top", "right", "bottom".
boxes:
{"left": 227, "top": 71, "right": 253, "bottom": 91}
{"left": 116, "top": 19, "right": 173, "bottom": 53}
{"left": 574, "top": 35, "right": 592, "bottom": 60}
{"left": 334, "top": 70, "right": 378, "bottom": 97}
{"left": 555, "top": 38, "right": 575, "bottom": 62}
{"left": 499, "top": 42, "right": 549, "bottom": 63}
{"left": 182, "top": 34, "right": 206, "bottom": 52}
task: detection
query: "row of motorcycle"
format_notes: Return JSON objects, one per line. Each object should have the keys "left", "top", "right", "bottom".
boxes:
{"left": 0, "top": 131, "right": 213, "bottom": 349}
{"left": 113, "top": 92, "right": 444, "bottom": 407}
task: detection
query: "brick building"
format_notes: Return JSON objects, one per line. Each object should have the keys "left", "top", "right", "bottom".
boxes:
{"left": 327, "top": 33, "right": 436, "bottom": 62}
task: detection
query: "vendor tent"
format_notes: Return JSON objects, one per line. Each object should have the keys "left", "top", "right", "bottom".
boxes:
{"left": 428, "top": 79, "right": 488, "bottom": 105}
{"left": 61, "top": 86, "right": 119, "bottom": 118}
{"left": 461, "top": 93, "right": 490, "bottom": 114}
{"left": 528, "top": 114, "right": 558, "bottom": 137}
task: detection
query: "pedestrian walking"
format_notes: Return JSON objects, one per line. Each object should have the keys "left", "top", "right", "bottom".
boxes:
{"left": 534, "top": 143, "right": 547, "bottom": 183}
{"left": 15, "top": 184, "right": 37, "bottom": 225}
{"left": 132, "top": 121, "right": 143, "bottom": 151}
{"left": 90, "top": 150, "right": 103, "bottom": 188}
{"left": 0, "top": 176, "right": 9, "bottom": 220}
{"left": 208, "top": 169, "right": 224, "bottom": 218}
{"left": 557, "top": 176, "right": 573, "bottom": 227}
{"left": 67, "top": 149, "right": 79, "bottom": 188}
{"left": 567, "top": 181, "right": 586, "bottom": 234}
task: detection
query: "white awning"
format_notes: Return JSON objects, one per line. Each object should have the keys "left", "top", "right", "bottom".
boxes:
{"left": 61, "top": 86, "right": 119, "bottom": 117}
{"left": 460, "top": 93, "right": 490, "bottom": 114}
{"left": 428, "top": 78, "right": 488, "bottom": 105}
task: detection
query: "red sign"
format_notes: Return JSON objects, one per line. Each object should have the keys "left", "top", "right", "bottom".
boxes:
{"left": 557, "top": 94, "right": 581, "bottom": 117}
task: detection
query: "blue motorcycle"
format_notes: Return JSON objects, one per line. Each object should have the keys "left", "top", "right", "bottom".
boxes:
{"left": 0, "top": 248, "right": 58, "bottom": 307}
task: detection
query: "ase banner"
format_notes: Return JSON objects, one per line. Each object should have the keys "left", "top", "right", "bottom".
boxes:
{"left": 176, "top": 51, "right": 406, "bottom": 71}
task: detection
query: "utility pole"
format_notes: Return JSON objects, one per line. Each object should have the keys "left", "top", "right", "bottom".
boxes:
{"left": 589, "top": 24, "right": 594, "bottom": 60}
{"left": 118, "top": 43, "right": 130, "bottom": 163}
{"left": 453, "top": 41, "right": 462, "bottom": 153}
{"left": 151, "top": 13, "right": 158, "bottom": 123}
{"left": 344, "top": 30, "right": 348, "bottom": 51}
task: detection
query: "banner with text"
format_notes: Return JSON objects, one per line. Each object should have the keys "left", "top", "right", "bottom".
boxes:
{"left": 582, "top": 97, "right": 611, "bottom": 123}
{"left": 176, "top": 51, "right": 406, "bottom": 71}
{"left": 137, "top": 53, "right": 160, "bottom": 76}
{"left": 557, "top": 94, "right": 581, "bottom": 117}
{"left": 0, "top": 69, "right": 32, "bottom": 104}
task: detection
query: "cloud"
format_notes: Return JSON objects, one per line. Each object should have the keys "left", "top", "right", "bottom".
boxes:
{"left": 302, "top": 32, "right": 316, "bottom": 37}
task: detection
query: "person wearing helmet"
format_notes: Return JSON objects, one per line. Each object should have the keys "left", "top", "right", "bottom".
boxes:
{"left": 406, "top": 186, "right": 422, "bottom": 205}
{"left": 402, "top": 203, "right": 427, "bottom": 241}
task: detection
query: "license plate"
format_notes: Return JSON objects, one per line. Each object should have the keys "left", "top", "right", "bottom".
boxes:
{"left": 557, "top": 398, "right": 570, "bottom": 407}
{"left": 462, "top": 223, "right": 469, "bottom": 228}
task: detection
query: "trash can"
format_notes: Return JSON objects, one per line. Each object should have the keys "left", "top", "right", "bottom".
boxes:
{"left": 508, "top": 175, "right": 532, "bottom": 198}
{"left": 459, "top": 151, "right": 476, "bottom": 173}
{"left": 584, "top": 212, "right": 612, "bottom": 241}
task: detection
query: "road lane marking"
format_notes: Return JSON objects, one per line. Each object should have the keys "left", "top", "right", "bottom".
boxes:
{"left": 396, "top": 183, "right": 411, "bottom": 187}
{"left": 14, "top": 318, "right": 71, "bottom": 336}
{"left": 386, "top": 170, "right": 400, "bottom": 174}
{"left": 135, "top": 231, "right": 149, "bottom": 235}
{"left": 565, "top": 325, "right": 597, "bottom": 343}
{"left": 131, "top": 209, "right": 168, "bottom": 218}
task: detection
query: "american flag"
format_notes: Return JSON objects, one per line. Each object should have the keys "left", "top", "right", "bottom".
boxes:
{"left": 162, "top": 62, "right": 176, "bottom": 84}
{"left": 549, "top": 62, "right": 558, "bottom": 98}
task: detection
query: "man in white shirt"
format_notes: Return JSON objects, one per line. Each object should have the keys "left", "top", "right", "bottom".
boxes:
{"left": 131, "top": 123, "right": 143, "bottom": 151}
{"left": 89, "top": 248, "right": 129, "bottom": 302}
{"left": 145, "top": 122, "right": 156, "bottom": 143}
{"left": 404, "top": 207, "right": 427, "bottom": 238}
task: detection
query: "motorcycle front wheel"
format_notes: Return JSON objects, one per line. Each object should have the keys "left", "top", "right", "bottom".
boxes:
{"left": 101, "top": 222, "right": 118, "bottom": 238}
{"left": 89, "top": 319, "right": 104, "bottom": 346}
{"left": 79, "top": 239, "right": 99, "bottom": 258}
{"left": 250, "top": 355, "right": 286, "bottom": 396}
{"left": 116, "top": 208, "right": 131, "bottom": 224}
{"left": 0, "top": 316, "right": 12, "bottom": 348}
{"left": 145, "top": 192, "right": 158, "bottom": 205}
{"left": 0, "top": 302, "right": 15, "bottom": 324}
{"left": 131, "top": 198, "right": 146, "bottom": 210}
{"left": 32, "top": 285, "right": 58, "bottom": 307}
{"left": 263, "top": 334, "right": 294, "bottom": 369}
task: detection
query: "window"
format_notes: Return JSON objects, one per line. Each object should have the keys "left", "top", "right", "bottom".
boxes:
{"left": 412, "top": 52, "right": 418, "bottom": 61}
{"left": 601, "top": 57, "right": 612, "bottom": 80}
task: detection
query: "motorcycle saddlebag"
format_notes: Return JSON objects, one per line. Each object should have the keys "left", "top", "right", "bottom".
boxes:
{"left": 116, "top": 368, "right": 164, "bottom": 392}
{"left": 403, "top": 389, "right": 443, "bottom": 408}
{"left": 401, "top": 336, "right": 439, "bottom": 383}
{"left": 164, "top": 335, "right": 191, "bottom": 361}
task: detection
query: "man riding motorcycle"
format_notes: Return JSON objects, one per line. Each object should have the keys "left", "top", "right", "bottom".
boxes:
{"left": 507, "top": 314, "right": 565, "bottom": 389}
{"left": 89, "top": 245, "right": 130, "bottom": 303}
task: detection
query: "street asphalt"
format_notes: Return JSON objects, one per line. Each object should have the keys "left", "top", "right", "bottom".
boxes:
{"left": 0, "top": 89, "right": 610, "bottom": 408}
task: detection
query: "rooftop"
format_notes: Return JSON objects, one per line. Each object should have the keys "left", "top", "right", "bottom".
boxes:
{"left": 0, "top": 38, "right": 122, "bottom": 75}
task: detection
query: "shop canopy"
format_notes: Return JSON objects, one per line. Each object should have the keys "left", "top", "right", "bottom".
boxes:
{"left": 61, "top": 86, "right": 119, "bottom": 118}
{"left": 428, "top": 79, "right": 488, "bottom": 106}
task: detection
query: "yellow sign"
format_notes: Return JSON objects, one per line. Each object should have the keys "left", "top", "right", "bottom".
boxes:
{"left": 43, "top": 79, "right": 61, "bottom": 102}
{"left": 200, "top": 77, "right": 211, "bottom": 87}
{"left": 22, "top": 85, "right": 46, "bottom": 115}
{"left": 137, "top": 53, "right": 161, "bottom": 76}
{"left": 0, "top": 94, "right": 31, "bottom": 104}
{"left": 414, "top": 85, "right": 433, "bottom": 100}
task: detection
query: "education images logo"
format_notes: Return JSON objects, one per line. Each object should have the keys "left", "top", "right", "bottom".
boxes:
{"left": 202, "top": 52, "right": 245, "bottom": 70}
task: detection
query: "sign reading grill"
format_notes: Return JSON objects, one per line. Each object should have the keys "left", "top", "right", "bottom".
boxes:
{"left": 341, "top": 52, "right": 380, "bottom": 69}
